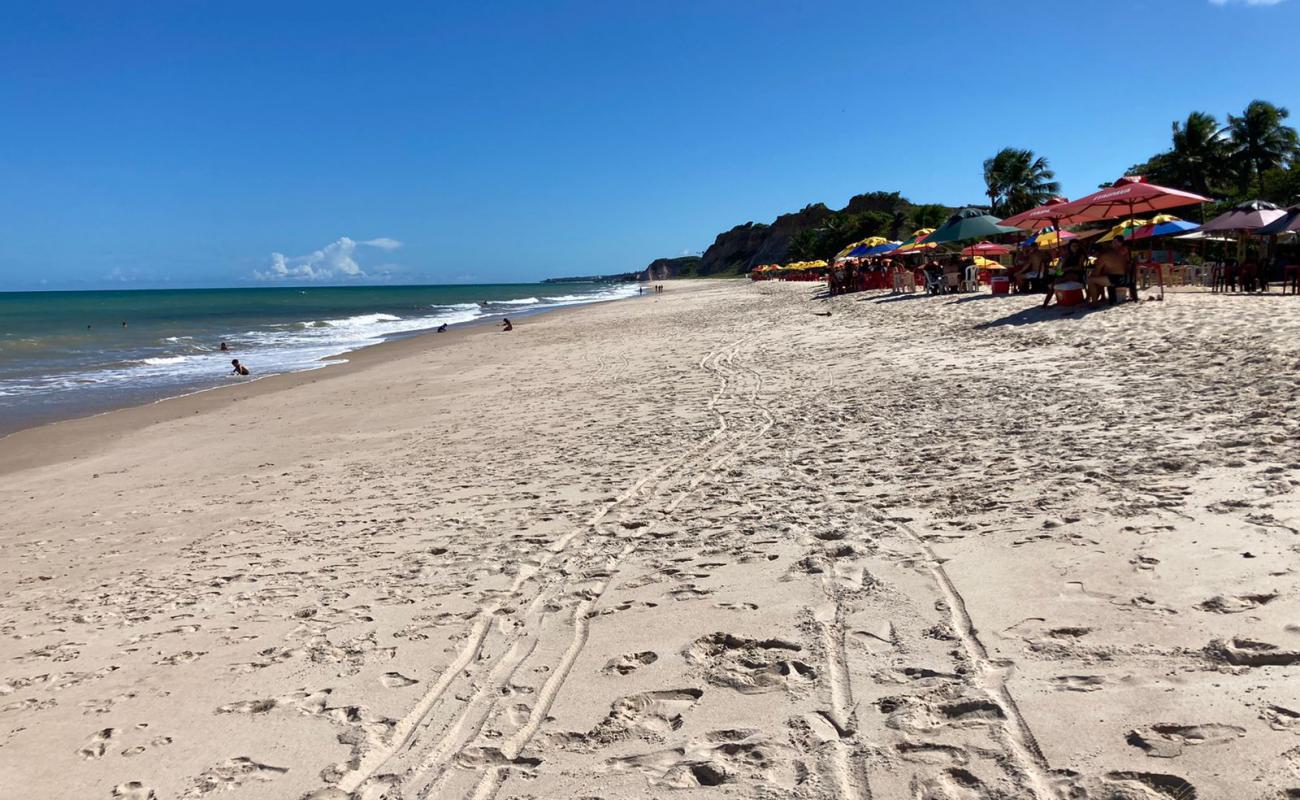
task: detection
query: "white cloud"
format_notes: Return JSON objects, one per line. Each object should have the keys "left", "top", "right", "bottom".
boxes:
{"left": 255, "top": 236, "right": 402, "bottom": 281}
{"left": 1210, "top": 0, "right": 1285, "bottom": 6}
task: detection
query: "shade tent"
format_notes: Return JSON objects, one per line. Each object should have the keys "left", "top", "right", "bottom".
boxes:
{"left": 998, "top": 197, "right": 1072, "bottom": 231}
{"left": 1199, "top": 200, "right": 1286, "bottom": 233}
{"left": 962, "top": 242, "right": 1011, "bottom": 256}
{"left": 924, "top": 208, "right": 1020, "bottom": 245}
{"left": 1048, "top": 176, "right": 1210, "bottom": 226}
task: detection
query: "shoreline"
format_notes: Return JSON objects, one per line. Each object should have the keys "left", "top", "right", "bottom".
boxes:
{"left": 0, "top": 287, "right": 645, "bottom": 475}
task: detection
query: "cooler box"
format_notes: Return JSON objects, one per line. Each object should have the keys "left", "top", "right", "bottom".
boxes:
{"left": 1055, "top": 281, "right": 1085, "bottom": 306}
{"left": 990, "top": 276, "right": 1010, "bottom": 295}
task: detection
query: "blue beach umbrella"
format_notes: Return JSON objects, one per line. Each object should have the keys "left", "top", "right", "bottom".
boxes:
{"left": 864, "top": 242, "right": 901, "bottom": 256}
{"left": 1129, "top": 218, "right": 1200, "bottom": 240}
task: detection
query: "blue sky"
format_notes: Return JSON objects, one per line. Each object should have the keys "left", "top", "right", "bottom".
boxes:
{"left": 1, "top": 0, "right": 1296, "bottom": 290}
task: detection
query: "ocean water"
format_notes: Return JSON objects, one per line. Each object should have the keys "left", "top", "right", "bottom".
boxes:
{"left": 0, "top": 283, "right": 638, "bottom": 435}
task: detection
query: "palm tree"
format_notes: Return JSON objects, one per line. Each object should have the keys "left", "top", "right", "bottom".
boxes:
{"left": 1227, "top": 100, "right": 1300, "bottom": 194}
{"left": 983, "top": 148, "right": 1061, "bottom": 217}
{"left": 1166, "top": 111, "right": 1231, "bottom": 196}
{"left": 888, "top": 210, "right": 909, "bottom": 240}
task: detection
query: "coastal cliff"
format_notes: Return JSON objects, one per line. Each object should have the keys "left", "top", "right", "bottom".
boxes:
{"left": 547, "top": 191, "right": 951, "bottom": 282}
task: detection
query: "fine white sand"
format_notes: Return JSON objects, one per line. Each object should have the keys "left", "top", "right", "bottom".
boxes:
{"left": 2, "top": 280, "right": 1298, "bottom": 800}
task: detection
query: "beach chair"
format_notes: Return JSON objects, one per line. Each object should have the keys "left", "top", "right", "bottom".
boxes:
{"left": 962, "top": 265, "right": 981, "bottom": 293}
{"left": 891, "top": 269, "right": 915, "bottom": 293}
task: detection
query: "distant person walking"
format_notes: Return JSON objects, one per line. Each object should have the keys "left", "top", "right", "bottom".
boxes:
{"left": 230, "top": 359, "right": 250, "bottom": 376}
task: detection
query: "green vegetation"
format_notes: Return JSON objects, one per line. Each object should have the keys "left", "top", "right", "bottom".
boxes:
{"left": 606, "top": 98, "right": 1300, "bottom": 283}
{"left": 982, "top": 148, "right": 1061, "bottom": 218}
{"left": 1125, "top": 99, "right": 1300, "bottom": 205}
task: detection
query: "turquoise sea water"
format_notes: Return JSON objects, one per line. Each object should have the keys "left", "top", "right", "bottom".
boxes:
{"left": 0, "top": 283, "right": 637, "bottom": 435}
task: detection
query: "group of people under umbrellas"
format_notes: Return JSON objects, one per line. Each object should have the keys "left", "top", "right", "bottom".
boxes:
{"left": 1009, "top": 237, "right": 1136, "bottom": 307}
{"left": 829, "top": 176, "right": 1300, "bottom": 304}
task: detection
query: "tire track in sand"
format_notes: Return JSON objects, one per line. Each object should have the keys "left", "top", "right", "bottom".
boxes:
{"left": 867, "top": 509, "right": 1057, "bottom": 800}
{"left": 441, "top": 333, "right": 778, "bottom": 800}
{"left": 330, "top": 331, "right": 767, "bottom": 799}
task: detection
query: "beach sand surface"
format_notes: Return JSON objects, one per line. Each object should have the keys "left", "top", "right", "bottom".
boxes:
{"left": 2, "top": 280, "right": 1298, "bottom": 799}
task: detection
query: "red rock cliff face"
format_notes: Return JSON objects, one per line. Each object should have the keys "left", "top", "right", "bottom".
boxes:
{"left": 698, "top": 204, "right": 835, "bottom": 275}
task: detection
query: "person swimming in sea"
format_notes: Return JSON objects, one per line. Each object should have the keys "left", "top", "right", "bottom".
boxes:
{"left": 219, "top": 341, "right": 229, "bottom": 351}
{"left": 231, "top": 359, "right": 250, "bottom": 376}
{"left": 500, "top": 318, "right": 513, "bottom": 332}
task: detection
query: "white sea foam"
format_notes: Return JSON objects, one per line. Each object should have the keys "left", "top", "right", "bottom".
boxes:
{"left": 0, "top": 285, "right": 637, "bottom": 410}
{"left": 322, "top": 312, "right": 403, "bottom": 327}
{"left": 139, "top": 356, "right": 189, "bottom": 365}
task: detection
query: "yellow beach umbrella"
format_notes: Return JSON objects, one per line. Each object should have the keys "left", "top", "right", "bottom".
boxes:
{"left": 835, "top": 236, "right": 891, "bottom": 259}
{"left": 1098, "top": 219, "right": 1148, "bottom": 243}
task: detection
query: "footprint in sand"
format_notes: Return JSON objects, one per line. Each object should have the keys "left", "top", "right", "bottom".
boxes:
{"left": 379, "top": 671, "right": 419, "bottom": 688}
{"left": 1103, "top": 770, "right": 1198, "bottom": 799}
{"left": 1262, "top": 704, "right": 1300, "bottom": 732}
{"left": 685, "top": 633, "right": 815, "bottom": 694}
{"left": 1052, "top": 675, "right": 1105, "bottom": 692}
{"left": 78, "top": 727, "right": 117, "bottom": 759}
{"left": 602, "top": 651, "right": 658, "bottom": 676}
{"left": 1196, "top": 592, "right": 1277, "bottom": 614}
{"left": 1207, "top": 637, "right": 1300, "bottom": 667}
{"left": 604, "top": 728, "right": 796, "bottom": 789}
{"left": 1126, "top": 723, "right": 1246, "bottom": 758}
{"left": 112, "top": 781, "right": 156, "bottom": 800}
{"left": 556, "top": 688, "right": 704, "bottom": 749}
{"left": 182, "top": 756, "right": 288, "bottom": 797}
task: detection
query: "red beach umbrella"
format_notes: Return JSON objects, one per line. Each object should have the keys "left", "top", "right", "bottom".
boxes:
{"left": 998, "top": 196, "right": 1073, "bottom": 231}
{"left": 1049, "top": 176, "right": 1211, "bottom": 226}
{"left": 961, "top": 241, "right": 1012, "bottom": 256}
{"left": 1048, "top": 177, "right": 1210, "bottom": 301}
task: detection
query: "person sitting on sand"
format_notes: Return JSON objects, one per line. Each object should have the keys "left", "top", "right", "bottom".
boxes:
{"left": 231, "top": 359, "right": 250, "bottom": 376}
{"left": 436, "top": 323, "right": 447, "bottom": 333}
{"left": 500, "top": 318, "right": 513, "bottom": 332}
{"left": 1088, "top": 242, "right": 1127, "bottom": 305}
{"left": 1015, "top": 248, "right": 1046, "bottom": 293}
{"left": 1042, "top": 240, "right": 1089, "bottom": 308}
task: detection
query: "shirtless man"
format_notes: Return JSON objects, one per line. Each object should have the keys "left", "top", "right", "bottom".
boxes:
{"left": 1088, "top": 241, "right": 1130, "bottom": 304}
{"left": 1016, "top": 247, "right": 1048, "bottom": 293}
